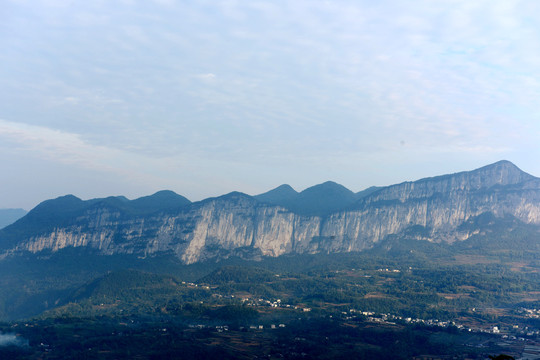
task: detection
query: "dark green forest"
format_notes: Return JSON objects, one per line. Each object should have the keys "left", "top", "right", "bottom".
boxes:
{"left": 1, "top": 215, "right": 540, "bottom": 358}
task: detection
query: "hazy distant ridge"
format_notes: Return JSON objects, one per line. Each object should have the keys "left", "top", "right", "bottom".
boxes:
{"left": 0, "top": 209, "right": 27, "bottom": 230}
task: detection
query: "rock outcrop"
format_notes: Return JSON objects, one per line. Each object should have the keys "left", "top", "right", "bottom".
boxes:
{"left": 2, "top": 160, "right": 540, "bottom": 264}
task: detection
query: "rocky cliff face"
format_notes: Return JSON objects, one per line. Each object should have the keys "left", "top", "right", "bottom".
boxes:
{"left": 2, "top": 160, "right": 540, "bottom": 264}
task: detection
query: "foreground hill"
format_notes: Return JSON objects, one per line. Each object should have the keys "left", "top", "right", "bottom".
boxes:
{"left": 1, "top": 160, "right": 539, "bottom": 264}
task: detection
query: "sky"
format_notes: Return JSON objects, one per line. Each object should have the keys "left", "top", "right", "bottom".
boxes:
{"left": 1, "top": 0, "right": 540, "bottom": 210}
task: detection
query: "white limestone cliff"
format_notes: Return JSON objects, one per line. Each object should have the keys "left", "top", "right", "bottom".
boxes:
{"left": 6, "top": 161, "right": 540, "bottom": 264}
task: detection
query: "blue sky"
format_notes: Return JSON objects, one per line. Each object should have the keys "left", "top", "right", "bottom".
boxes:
{"left": 1, "top": 0, "right": 540, "bottom": 209}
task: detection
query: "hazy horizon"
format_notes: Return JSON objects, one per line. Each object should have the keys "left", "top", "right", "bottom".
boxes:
{"left": 2, "top": 1, "right": 539, "bottom": 209}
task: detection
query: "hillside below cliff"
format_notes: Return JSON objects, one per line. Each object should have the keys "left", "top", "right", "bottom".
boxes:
{"left": 1, "top": 160, "right": 539, "bottom": 264}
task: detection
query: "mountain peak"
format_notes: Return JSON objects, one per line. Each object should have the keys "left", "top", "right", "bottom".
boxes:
{"left": 301, "top": 181, "right": 353, "bottom": 195}
{"left": 475, "top": 159, "right": 526, "bottom": 174}
{"left": 466, "top": 160, "right": 534, "bottom": 187}
{"left": 149, "top": 190, "right": 185, "bottom": 198}
{"left": 26, "top": 194, "right": 84, "bottom": 218}
{"left": 255, "top": 181, "right": 356, "bottom": 216}
{"left": 255, "top": 184, "right": 298, "bottom": 204}
{"left": 212, "top": 191, "right": 258, "bottom": 205}
{"left": 407, "top": 160, "right": 535, "bottom": 189}
{"left": 475, "top": 160, "right": 519, "bottom": 172}
{"left": 491, "top": 159, "right": 515, "bottom": 166}
{"left": 132, "top": 190, "right": 190, "bottom": 204}
{"left": 288, "top": 181, "right": 356, "bottom": 216}
{"left": 130, "top": 190, "right": 191, "bottom": 214}
{"left": 272, "top": 184, "right": 297, "bottom": 193}
{"left": 359, "top": 160, "right": 537, "bottom": 205}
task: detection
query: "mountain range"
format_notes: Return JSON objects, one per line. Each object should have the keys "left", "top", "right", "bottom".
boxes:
{"left": 1, "top": 160, "right": 539, "bottom": 265}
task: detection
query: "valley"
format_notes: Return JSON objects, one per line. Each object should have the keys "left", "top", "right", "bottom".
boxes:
{"left": 3, "top": 232, "right": 540, "bottom": 358}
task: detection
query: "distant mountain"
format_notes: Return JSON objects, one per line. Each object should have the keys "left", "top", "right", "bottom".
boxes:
{"left": 255, "top": 184, "right": 298, "bottom": 204}
{"left": 293, "top": 181, "right": 358, "bottom": 215}
{"left": 129, "top": 190, "right": 191, "bottom": 213}
{"left": 8, "top": 191, "right": 190, "bottom": 237}
{"left": 1, "top": 160, "right": 540, "bottom": 265}
{"left": 354, "top": 160, "right": 536, "bottom": 206}
{"left": 0, "top": 208, "right": 27, "bottom": 229}
{"left": 256, "top": 181, "right": 357, "bottom": 216}
{"left": 0, "top": 191, "right": 190, "bottom": 251}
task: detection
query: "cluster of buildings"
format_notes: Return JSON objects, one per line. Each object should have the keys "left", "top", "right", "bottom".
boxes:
{"left": 240, "top": 296, "right": 311, "bottom": 311}
{"left": 341, "top": 308, "right": 540, "bottom": 339}
{"left": 519, "top": 307, "right": 540, "bottom": 319}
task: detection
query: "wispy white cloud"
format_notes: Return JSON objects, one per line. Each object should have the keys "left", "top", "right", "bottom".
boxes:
{"left": 194, "top": 73, "right": 217, "bottom": 82}
{"left": 0, "top": 119, "right": 127, "bottom": 171}
{"left": 2, "top": 0, "right": 540, "bottom": 207}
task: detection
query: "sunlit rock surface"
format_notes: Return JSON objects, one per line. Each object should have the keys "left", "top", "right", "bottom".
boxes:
{"left": 3, "top": 161, "right": 540, "bottom": 264}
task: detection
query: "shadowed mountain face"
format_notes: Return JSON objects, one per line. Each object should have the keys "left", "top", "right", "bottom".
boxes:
{"left": 255, "top": 181, "right": 357, "bottom": 216}
{"left": 0, "top": 191, "right": 191, "bottom": 251}
{"left": 1, "top": 160, "right": 539, "bottom": 264}
{"left": 129, "top": 190, "right": 192, "bottom": 214}
{"left": 255, "top": 184, "right": 298, "bottom": 204}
